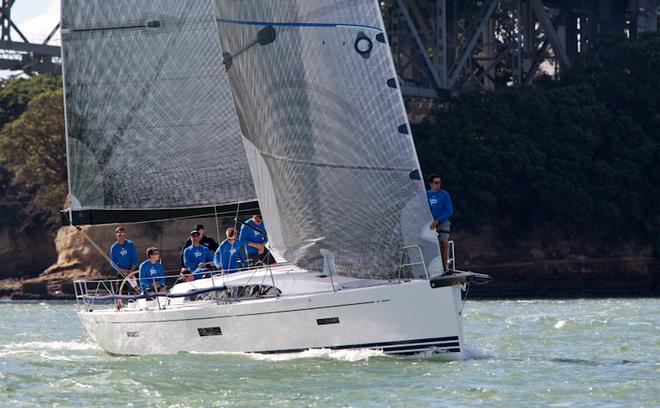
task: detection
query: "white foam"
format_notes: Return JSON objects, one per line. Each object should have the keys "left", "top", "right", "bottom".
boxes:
{"left": 192, "top": 347, "right": 387, "bottom": 362}
{"left": 554, "top": 320, "right": 567, "bottom": 329}
{"left": 2, "top": 341, "right": 101, "bottom": 352}
{"left": 460, "top": 344, "right": 492, "bottom": 360}
{"left": 248, "top": 348, "right": 387, "bottom": 362}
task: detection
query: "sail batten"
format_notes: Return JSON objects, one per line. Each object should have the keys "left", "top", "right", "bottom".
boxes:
{"left": 215, "top": 17, "right": 384, "bottom": 32}
{"left": 61, "top": 0, "right": 255, "bottom": 212}
{"left": 259, "top": 152, "right": 414, "bottom": 173}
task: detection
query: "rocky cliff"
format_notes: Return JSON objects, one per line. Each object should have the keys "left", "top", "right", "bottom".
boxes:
{"left": 0, "top": 217, "right": 233, "bottom": 299}
{"left": 1, "top": 219, "right": 658, "bottom": 299}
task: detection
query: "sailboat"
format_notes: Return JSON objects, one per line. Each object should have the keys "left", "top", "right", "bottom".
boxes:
{"left": 61, "top": 0, "right": 490, "bottom": 357}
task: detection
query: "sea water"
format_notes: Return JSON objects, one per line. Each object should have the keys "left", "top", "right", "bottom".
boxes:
{"left": 0, "top": 299, "right": 657, "bottom": 407}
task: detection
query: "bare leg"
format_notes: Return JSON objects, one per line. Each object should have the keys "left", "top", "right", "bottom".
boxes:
{"left": 440, "top": 240, "right": 449, "bottom": 270}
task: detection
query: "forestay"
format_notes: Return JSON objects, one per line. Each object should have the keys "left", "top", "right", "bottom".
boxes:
{"left": 214, "top": 0, "right": 439, "bottom": 278}
{"left": 61, "top": 0, "right": 255, "bottom": 211}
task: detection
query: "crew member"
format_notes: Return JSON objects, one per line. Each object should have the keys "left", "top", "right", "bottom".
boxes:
{"left": 239, "top": 214, "right": 276, "bottom": 266}
{"left": 427, "top": 174, "right": 453, "bottom": 269}
{"left": 183, "top": 229, "right": 214, "bottom": 280}
{"left": 214, "top": 227, "right": 247, "bottom": 274}
{"left": 179, "top": 223, "right": 219, "bottom": 268}
{"left": 138, "top": 247, "right": 166, "bottom": 293}
{"left": 109, "top": 226, "right": 139, "bottom": 288}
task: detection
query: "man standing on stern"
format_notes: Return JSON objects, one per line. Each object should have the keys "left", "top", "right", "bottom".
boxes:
{"left": 427, "top": 174, "right": 453, "bottom": 270}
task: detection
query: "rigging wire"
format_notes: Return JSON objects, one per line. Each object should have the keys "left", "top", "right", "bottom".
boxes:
{"left": 74, "top": 225, "right": 124, "bottom": 276}
{"left": 228, "top": 202, "right": 242, "bottom": 287}
{"left": 213, "top": 204, "right": 221, "bottom": 261}
{"left": 73, "top": 226, "right": 141, "bottom": 296}
{"left": 159, "top": 221, "right": 163, "bottom": 262}
{"left": 66, "top": 205, "right": 257, "bottom": 227}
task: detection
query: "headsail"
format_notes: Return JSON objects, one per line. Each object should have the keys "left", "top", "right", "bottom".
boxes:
{"left": 214, "top": 0, "right": 440, "bottom": 278}
{"left": 61, "top": 0, "right": 255, "bottom": 214}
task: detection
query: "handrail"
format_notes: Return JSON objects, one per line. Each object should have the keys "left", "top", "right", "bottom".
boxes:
{"left": 81, "top": 285, "right": 227, "bottom": 302}
{"left": 398, "top": 245, "right": 428, "bottom": 281}
{"left": 448, "top": 240, "right": 456, "bottom": 271}
{"left": 74, "top": 269, "right": 281, "bottom": 312}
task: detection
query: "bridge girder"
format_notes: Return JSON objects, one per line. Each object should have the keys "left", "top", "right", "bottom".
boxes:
{"left": 0, "top": 0, "right": 61, "bottom": 76}
{"left": 1, "top": 0, "right": 657, "bottom": 97}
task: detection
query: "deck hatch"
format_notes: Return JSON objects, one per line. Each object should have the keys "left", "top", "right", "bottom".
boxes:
{"left": 317, "top": 317, "right": 340, "bottom": 325}
{"left": 198, "top": 326, "right": 223, "bottom": 336}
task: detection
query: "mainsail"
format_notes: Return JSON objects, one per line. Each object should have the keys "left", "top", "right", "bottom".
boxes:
{"left": 61, "top": 0, "right": 254, "bottom": 212}
{"left": 214, "top": 0, "right": 440, "bottom": 278}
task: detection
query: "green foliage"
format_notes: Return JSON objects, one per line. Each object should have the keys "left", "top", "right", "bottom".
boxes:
{"left": 0, "top": 75, "right": 62, "bottom": 126}
{"left": 413, "top": 34, "right": 660, "bottom": 253}
{"left": 0, "top": 77, "right": 65, "bottom": 231}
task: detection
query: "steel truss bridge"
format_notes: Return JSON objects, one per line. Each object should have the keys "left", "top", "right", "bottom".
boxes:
{"left": 1, "top": 0, "right": 658, "bottom": 98}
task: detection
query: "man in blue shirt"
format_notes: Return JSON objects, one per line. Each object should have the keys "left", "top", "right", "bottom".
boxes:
{"left": 139, "top": 247, "right": 165, "bottom": 293}
{"left": 179, "top": 223, "right": 219, "bottom": 268}
{"left": 214, "top": 227, "right": 247, "bottom": 274}
{"left": 239, "top": 214, "right": 276, "bottom": 266}
{"left": 427, "top": 174, "right": 453, "bottom": 269}
{"left": 183, "top": 230, "right": 214, "bottom": 280}
{"left": 109, "top": 226, "right": 139, "bottom": 287}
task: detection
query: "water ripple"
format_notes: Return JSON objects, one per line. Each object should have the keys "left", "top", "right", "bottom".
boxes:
{"left": 0, "top": 299, "right": 657, "bottom": 407}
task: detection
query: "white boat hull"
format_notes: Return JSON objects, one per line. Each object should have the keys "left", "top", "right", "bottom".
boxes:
{"left": 79, "top": 279, "right": 465, "bottom": 357}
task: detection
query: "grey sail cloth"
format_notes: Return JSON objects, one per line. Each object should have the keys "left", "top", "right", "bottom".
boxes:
{"left": 61, "top": 0, "right": 255, "bottom": 210}
{"left": 214, "top": 0, "right": 439, "bottom": 278}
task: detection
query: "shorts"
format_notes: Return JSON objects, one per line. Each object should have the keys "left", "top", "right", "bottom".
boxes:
{"left": 248, "top": 250, "right": 276, "bottom": 266}
{"left": 436, "top": 220, "right": 451, "bottom": 242}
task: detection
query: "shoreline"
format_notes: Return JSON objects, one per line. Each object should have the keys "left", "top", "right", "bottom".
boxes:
{"left": 2, "top": 262, "right": 658, "bottom": 300}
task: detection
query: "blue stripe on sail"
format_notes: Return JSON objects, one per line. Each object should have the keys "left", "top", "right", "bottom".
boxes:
{"left": 216, "top": 17, "right": 383, "bottom": 32}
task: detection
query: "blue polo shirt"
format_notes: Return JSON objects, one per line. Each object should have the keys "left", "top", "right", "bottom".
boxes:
{"left": 138, "top": 260, "right": 165, "bottom": 292}
{"left": 427, "top": 189, "right": 453, "bottom": 223}
{"left": 239, "top": 219, "right": 268, "bottom": 255}
{"left": 109, "top": 240, "right": 138, "bottom": 269}
{"left": 214, "top": 239, "right": 247, "bottom": 273}
{"left": 183, "top": 245, "right": 213, "bottom": 278}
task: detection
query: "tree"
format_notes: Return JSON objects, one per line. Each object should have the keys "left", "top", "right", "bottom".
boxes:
{"left": 413, "top": 33, "right": 660, "bottom": 255}
{"left": 0, "top": 75, "right": 62, "bottom": 126}
{"left": 0, "top": 89, "right": 66, "bottom": 227}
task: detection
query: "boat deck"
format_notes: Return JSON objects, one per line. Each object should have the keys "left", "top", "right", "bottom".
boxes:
{"left": 169, "top": 262, "right": 389, "bottom": 297}
{"left": 74, "top": 262, "right": 395, "bottom": 313}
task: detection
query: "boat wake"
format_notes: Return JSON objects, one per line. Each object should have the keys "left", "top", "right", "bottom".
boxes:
{"left": 193, "top": 345, "right": 492, "bottom": 362}
{"left": 461, "top": 344, "right": 492, "bottom": 360}
{"left": 248, "top": 348, "right": 388, "bottom": 362}
{"left": 191, "top": 348, "right": 388, "bottom": 362}
{"left": 0, "top": 340, "right": 101, "bottom": 357}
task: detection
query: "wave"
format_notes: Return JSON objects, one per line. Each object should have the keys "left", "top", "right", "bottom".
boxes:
{"left": 190, "top": 347, "right": 388, "bottom": 362}
{"left": 193, "top": 345, "right": 493, "bottom": 362}
{"left": 461, "top": 344, "right": 492, "bottom": 360}
{"left": 1, "top": 340, "right": 101, "bottom": 353}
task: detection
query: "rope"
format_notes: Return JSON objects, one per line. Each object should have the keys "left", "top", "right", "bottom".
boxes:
{"left": 213, "top": 205, "right": 221, "bottom": 255}
{"left": 74, "top": 226, "right": 124, "bottom": 277}
{"left": 159, "top": 221, "right": 164, "bottom": 263}
{"left": 68, "top": 206, "right": 256, "bottom": 227}
{"left": 74, "top": 226, "right": 141, "bottom": 295}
